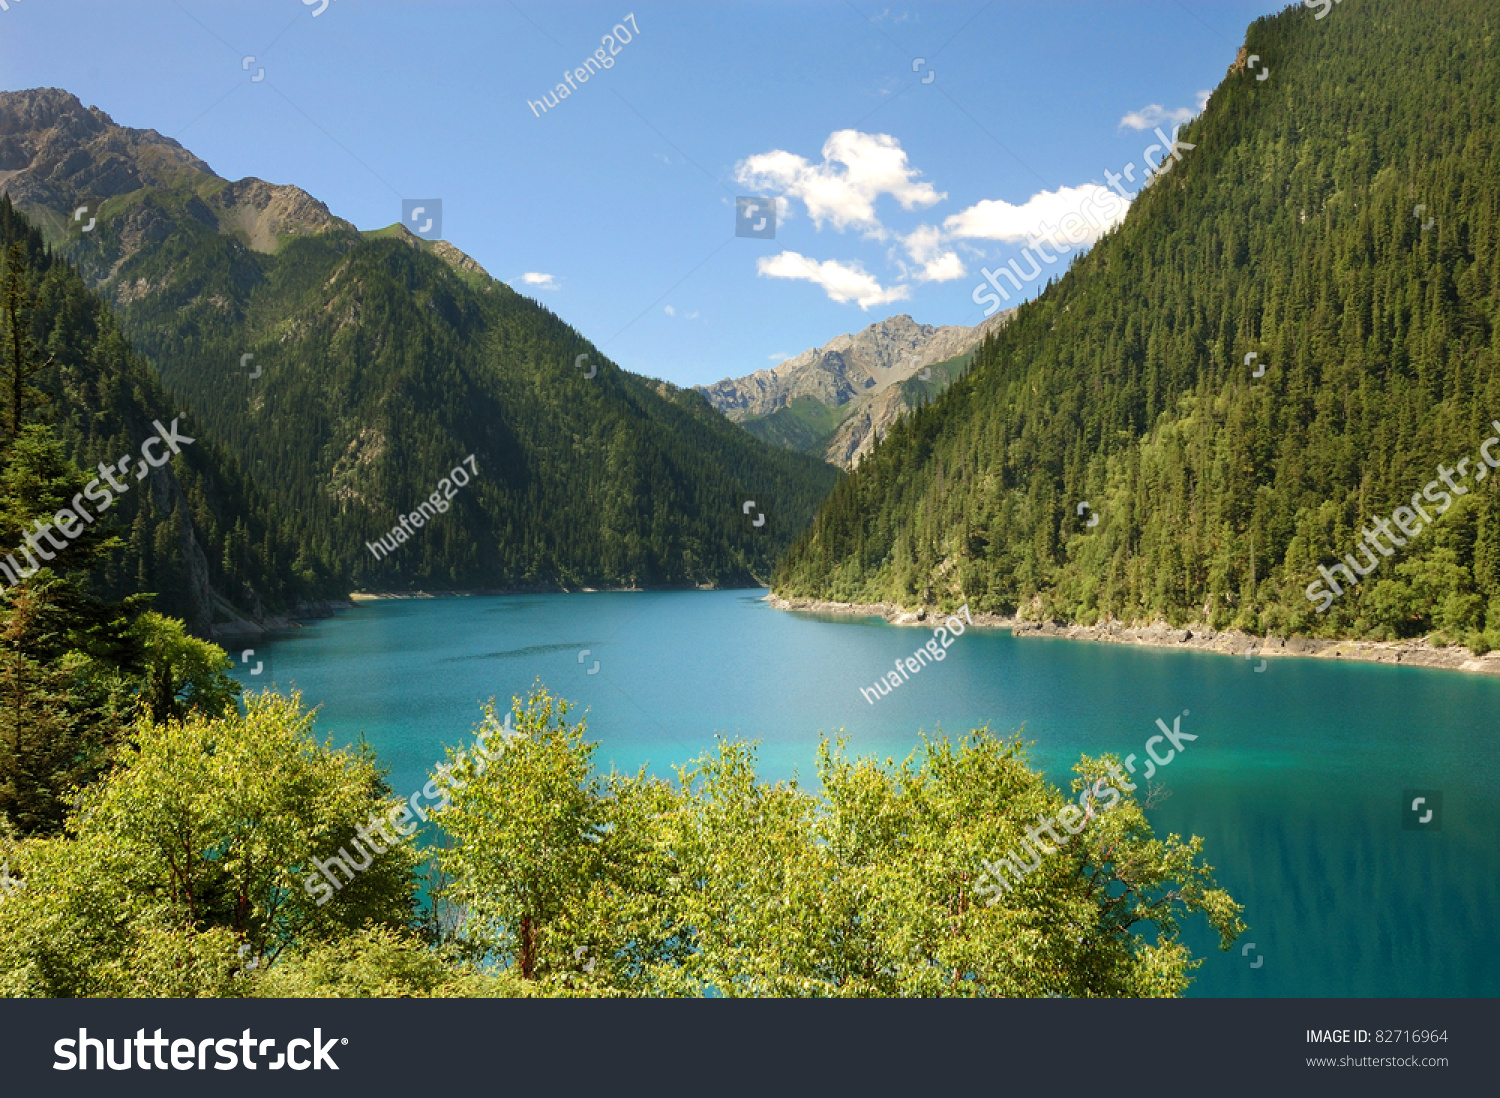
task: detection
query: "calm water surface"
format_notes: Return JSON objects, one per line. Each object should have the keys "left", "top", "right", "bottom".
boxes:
{"left": 232, "top": 589, "right": 1499, "bottom": 998}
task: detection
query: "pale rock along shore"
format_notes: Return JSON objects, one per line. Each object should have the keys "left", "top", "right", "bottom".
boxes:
{"left": 766, "top": 595, "right": 1500, "bottom": 678}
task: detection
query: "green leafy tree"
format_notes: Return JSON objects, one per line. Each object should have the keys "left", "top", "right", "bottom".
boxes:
{"left": 0, "top": 423, "right": 141, "bottom": 834}
{"left": 437, "top": 687, "right": 1243, "bottom": 997}
{"left": 130, "top": 610, "right": 241, "bottom": 724}
{"left": 247, "top": 926, "right": 537, "bottom": 998}
{"left": 0, "top": 691, "right": 419, "bottom": 996}
{"left": 436, "top": 691, "right": 608, "bottom": 980}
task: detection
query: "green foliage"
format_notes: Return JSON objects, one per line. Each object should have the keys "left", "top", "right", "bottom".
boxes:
{"left": 129, "top": 611, "right": 241, "bottom": 724}
{"left": 0, "top": 421, "right": 141, "bottom": 835}
{"left": 436, "top": 692, "right": 612, "bottom": 981}
{"left": 0, "top": 692, "right": 419, "bottom": 996}
{"left": 0, "top": 195, "right": 333, "bottom": 621}
{"left": 773, "top": 0, "right": 1500, "bottom": 643}
{"left": 436, "top": 687, "right": 1242, "bottom": 997}
{"left": 0, "top": 425, "right": 138, "bottom": 664}
{"left": 248, "top": 926, "right": 536, "bottom": 998}
{"left": 0, "top": 624, "right": 132, "bottom": 839}
{"left": 1, "top": 242, "right": 52, "bottom": 438}
{"left": 0, "top": 224, "right": 264, "bottom": 837}
{"left": 0, "top": 682, "right": 1242, "bottom": 997}
{"left": 740, "top": 395, "right": 852, "bottom": 456}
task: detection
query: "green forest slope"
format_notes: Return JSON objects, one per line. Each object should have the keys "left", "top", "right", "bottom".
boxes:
{"left": 0, "top": 196, "right": 330, "bottom": 631}
{"left": 110, "top": 230, "right": 837, "bottom": 588}
{"left": 776, "top": 0, "right": 1500, "bottom": 650}
{"left": 2, "top": 89, "right": 837, "bottom": 591}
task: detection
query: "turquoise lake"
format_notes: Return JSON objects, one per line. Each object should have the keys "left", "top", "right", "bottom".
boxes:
{"left": 230, "top": 589, "right": 1499, "bottom": 998}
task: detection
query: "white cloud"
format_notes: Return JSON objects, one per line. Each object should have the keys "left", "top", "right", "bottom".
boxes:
{"left": 731, "top": 130, "right": 1136, "bottom": 304}
{"left": 756, "top": 251, "right": 910, "bottom": 309}
{"left": 519, "top": 272, "right": 558, "bottom": 290}
{"left": 1119, "top": 90, "right": 1211, "bottom": 131}
{"left": 900, "top": 224, "right": 966, "bottom": 282}
{"left": 735, "top": 130, "right": 945, "bottom": 236}
{"left": 943, "top": 184, "right": 1127, "bottom": 250}
{"left": 1119, "top": 103, "right": 1193, "bottom": 131}
{"left": 664, "top": 305, "right": 699, "bottom": 319}
{"left": 768, "top": 352, "right": 791, "bottom": 362}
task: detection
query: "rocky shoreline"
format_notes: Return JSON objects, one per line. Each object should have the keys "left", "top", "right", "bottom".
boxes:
{"left": 213, "top": 580, "right": 756, "bottom": 639}
{"left": 209, "top": 598, "right": 355, "bottom": 644}
{"left": 766, "top": 595, "right": 1500, "bottom": 677}
{"left": 347, "top": 580, "right": 738, "bottom": 601}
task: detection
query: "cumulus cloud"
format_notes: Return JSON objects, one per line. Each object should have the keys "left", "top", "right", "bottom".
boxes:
{"left": 943, "top": 184, "right": 1128, "bottom": 250}
{"left": 519, "top": 272, "right": 558, "bottom": 290}
{"left": 1119, "top": 103, "right": 1193, "bottom": 131}
{"left": 900, "top": 224, "right": 966, "bottom": 282}
{"left": 756, "top": 251, "right": 910, "bottom": 309}
{"left": 664, "top": 305, "right": 699, "bottom": 319}
{"left": 1119, "top": 90, "right": 1211, "bottom": 131}
{"left": 735, "top": 130, "right": 945, "bottom": 236}
{"left": 731, "top": 130, "right": 1135, "bottom": 307}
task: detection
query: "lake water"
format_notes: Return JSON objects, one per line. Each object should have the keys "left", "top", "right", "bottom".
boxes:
{"left": 232, "top": 589, "right": 1500, "bottom": 998}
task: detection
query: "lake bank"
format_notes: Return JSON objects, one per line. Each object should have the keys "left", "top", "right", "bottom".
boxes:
{"left": 348, "top": 581, "right": 753, "bottom": 601}
{"left": 767, "top": 594, "right": 1500, "bottom": 678}
{"left": 212, "top": 583, "right": 762, "bottom": 642}
{"left": 210, "top": 598, "right": 354, "bottom": 644}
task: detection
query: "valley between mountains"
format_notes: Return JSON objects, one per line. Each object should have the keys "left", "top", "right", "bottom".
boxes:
{"left": 6, "top": 0, "right": 1500, "bottom": 668}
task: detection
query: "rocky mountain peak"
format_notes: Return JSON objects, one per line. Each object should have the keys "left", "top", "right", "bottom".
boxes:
{"left": 0, "top": 88, "right": 214, "bottom": 211}
{"left": 695, "top": 307, "right": 1014, "bottom": 467}
{"left": 209, "top": 177, "right": 350, "bottom": 254}
{"left": 0, "top": 86, "right": 368, "bottom": 294}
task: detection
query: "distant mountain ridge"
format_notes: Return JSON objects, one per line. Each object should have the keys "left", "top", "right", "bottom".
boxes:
{"left": 0, "top": 87, "right": 488, "bottom": 285}
{"left": 1, "top": 87, "right": 838, "bottom": 593}
{"left": 697, "top": 310, "right": 1014, "bottom": 468}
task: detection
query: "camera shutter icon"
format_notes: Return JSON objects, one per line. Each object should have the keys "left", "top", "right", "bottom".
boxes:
{"left": 402, "top": 199, "right": 443, "bottom": 240}
{"left": 1402, "top": 789, "right": 1442, "bottom": 830}
{"left": 736, "top": 197, "right": 776, "bottom": 239}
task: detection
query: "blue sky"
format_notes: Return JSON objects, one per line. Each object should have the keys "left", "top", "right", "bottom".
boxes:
{"left": 3, "top": 0, "right": 1283, "bottom": 387}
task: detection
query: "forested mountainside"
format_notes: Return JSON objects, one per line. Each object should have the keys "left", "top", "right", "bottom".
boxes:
{"left": 1, "top": 89, "right": 837, "bottom": 591}
{"left": 0, "top": 196, "right": 328, "bottom": 633}
{"left": 697, "top": 310, "right": 1013, "bottom": 468}
{"left": 776, "top": 0, "right": 1500, "bottom": 651}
